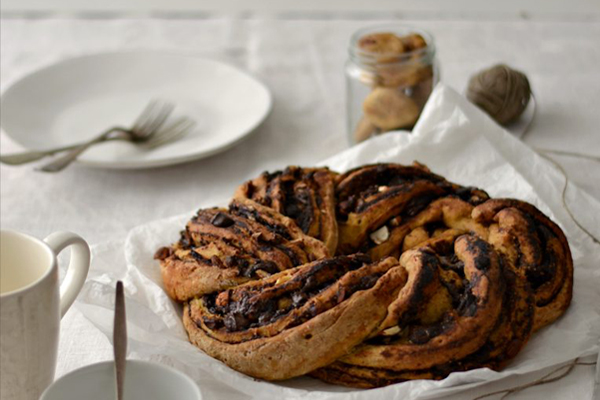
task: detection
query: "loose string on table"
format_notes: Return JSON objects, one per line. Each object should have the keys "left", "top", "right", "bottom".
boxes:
{"left": 535, "top": 151, "right": 600, "bottom": 245}
{"left": 519, "top": 93, "right": 600, "bottom": 245}
{"left": 535, "top": 148, "right": 600, "bottom": 163}
{"left": 472, "top": 358, "right": 597, "bottom": 400}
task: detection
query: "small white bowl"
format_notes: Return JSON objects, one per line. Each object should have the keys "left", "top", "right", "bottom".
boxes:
{"left": 41, "top": 360, "right": 202, "bottom": 400}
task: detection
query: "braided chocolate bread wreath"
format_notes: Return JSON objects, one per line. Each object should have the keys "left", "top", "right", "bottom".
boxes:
{"left": 155, "top": 162, "right": 573, "bottom": 388}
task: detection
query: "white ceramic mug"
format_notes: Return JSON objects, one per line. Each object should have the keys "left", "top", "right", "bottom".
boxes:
{"left": 0, "top": 230, "right": 91, "bottom": 400}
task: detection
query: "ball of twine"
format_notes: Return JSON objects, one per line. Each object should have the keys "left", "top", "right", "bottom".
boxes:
{"left": 467, "top": 64, "right": 531, "bottom": 126}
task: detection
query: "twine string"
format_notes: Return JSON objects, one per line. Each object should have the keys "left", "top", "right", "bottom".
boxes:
{"left": 472, "top": 359, "right": 596, "bottom": 400}
{"left": 535, "top": 148, "right": 600, "bottom": 163}
{"left": 519, "top": 92, "right": 600, "bottom": 244}
{"left": 467, "top": 64, "right": 531, "bottom": 125}
{"left": 535, "top": 151, "right": 600, "bottom": 244}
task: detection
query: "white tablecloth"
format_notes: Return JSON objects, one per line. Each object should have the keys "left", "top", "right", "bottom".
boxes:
{"left": 1, "top": 17, "right": 599, "bottom": 399}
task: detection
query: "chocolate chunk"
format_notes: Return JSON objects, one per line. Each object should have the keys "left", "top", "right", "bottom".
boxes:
{"left": 179, "top": 229, "right": 193, "bottom": 248}
{"left": 234, "top": 258, "right": 250, "bottom": 276}
{"left": 153, "top": 246, "right": 171, "bottom": 260}
{"left": 403, "top": 194, "right": 439, "bottom": 217}
{"left": 190, "top": 250, "right": 205, "bottom": 262}
{"left": 211, "top": 212, "right": 235, "bottom": 228}
{"left": 202, "top": 316, "right": 218, "bottom": 330}
{"left": 409, "top": 324, "right": 443, "bottom": 344}
{"left": 272, "top": 244, "right": 300, "bottom": 266}
{"left": 409, "top": 327, "right": 431, "bottom": 344}
{"left": 257, "top": 301, "right": 277, "bottom": 325}
{"left": 224, "top": 256, "right": 238, "bottom": 267}
{"left": 356, "top": 274, "right": 378, "bottom": 291}
{"left": 337, "top": 196, "right": 358, "bottom": 216}
{"left": 466, "top": 239, "right": 493, "bottom": 271}
{"left": 210, "top": 255, "right": 226, "bottom": 269}
{"left": 243, "top": 260, "right": 278, "bottom": 278}
{"left": 388, "top": 176, "right": 407, "bottom": 186}
{"left": 454, "top": 186, "right": 489, "bottom": 204}
{"left": 281, "top": 183, "right": 313, "bottom": 233}
{"left": 351, "top": 253, "right": 372, "bottom": 267}
{"left": 245, "top": 182, "right": 256, "bottom": 198}
{"left": 458, "top": 290, "right": 479, "bottom": 317}
{"left": 438, "top": 253, "right": 465, "bottom": 276}
{"left": 224, "top": 312, "right": 250, "bottom": 331}
{"left": 284, "top": 202, "right": 301, "bottom": 218}
{"left": 473, "top": 254, "right": 491, "bottom": 271}
{"left": 527, "top": 253, "right": 556, "bottom": 289}
{"left": 454, "top": 186, "right": 476, "bottom": 201}
{"left": 302, "top": 275, "right": 319, "bottom": 292}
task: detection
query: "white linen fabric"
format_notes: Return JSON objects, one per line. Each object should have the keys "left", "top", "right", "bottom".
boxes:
{"left": 2, "top": 17, "right": 599, "bottom": 399}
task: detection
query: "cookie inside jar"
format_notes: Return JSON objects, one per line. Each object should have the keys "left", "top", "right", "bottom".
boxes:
{"left": 346, "top": 25, "right": 438, "bottom": 143}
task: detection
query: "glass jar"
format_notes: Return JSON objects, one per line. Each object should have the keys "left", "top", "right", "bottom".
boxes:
{"left": 346, "top": 25, "right": 439, "bottom": 144}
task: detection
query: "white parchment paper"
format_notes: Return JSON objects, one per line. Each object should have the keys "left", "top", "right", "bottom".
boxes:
{"left": 75, "top": 85, "right": 600, "bottom": 400}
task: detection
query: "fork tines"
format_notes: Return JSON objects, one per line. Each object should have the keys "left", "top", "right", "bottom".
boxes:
{"left": 133, "top": 100, "right": 175, "bottom": 137}
{"left": 142, "top": 117, "right": 196, "bottom": 149}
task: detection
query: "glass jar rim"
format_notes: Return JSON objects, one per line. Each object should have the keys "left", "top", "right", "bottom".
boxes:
{"left": 348, "top": 24, "right": 436, "bottom": 66}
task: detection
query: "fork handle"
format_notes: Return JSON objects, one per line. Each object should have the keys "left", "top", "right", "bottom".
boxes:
{"left": 37, "top": 128, "right": 125, "bottom": 172}
{"left": 0, "top": 145, "right": 83, "bottom": 165}
{"left": 0, "top": 127, "right": 125, "bottom": 166}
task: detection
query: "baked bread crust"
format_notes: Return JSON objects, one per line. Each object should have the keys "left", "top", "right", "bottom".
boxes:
{"left": 334, "top": 163, "right": 488, "bottom": 255}
{"left": 312, "top": 198, "right": 536, "bottom": 388}
{"left": 234, "top": 166, "right": 339, "bottom": 255}
{"left": 183, "top": 256, "right": 407, "bottom": 380}
{"left": 313, "top": 234, "right": 504, "bottom": 381}
{"left": 472, "top": 199, "right": 573, "bottom": 331}
{"left": 155, "top": 199, "right": 329, "bottom": 301}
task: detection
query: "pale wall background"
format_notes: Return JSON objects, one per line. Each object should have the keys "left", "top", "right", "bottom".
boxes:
{"left": 2, "top": 0, "right": 600, "bottom": 19}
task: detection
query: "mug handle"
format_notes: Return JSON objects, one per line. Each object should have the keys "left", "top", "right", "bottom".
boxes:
{"left": 44, "top": 231, "right": 91, "bottom": 318}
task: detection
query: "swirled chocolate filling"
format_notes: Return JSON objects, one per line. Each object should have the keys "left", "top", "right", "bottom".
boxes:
{"left": 168, "top": 208, "right": 325, "bottom": 278}
{"left": 228, "top": 201, "right": 293, "bottom": 240}
{"left": 369, "top": 241, "right": 472, "bottom": 346}
{"left": 240, "top": 167, "right": 332, "bottom": 236}
{"left": 336, "top": 164, "right": 489, "bottom": 221}
{"left": 281, "top": 181, "right": 314, "bottom": 233}
{"left": 526, "top": 223, "right": 557, "bottom": 290}
{"left": 200, "top": 255, "right": 387, "bottom": 332}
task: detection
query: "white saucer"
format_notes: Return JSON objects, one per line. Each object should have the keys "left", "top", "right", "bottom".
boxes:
{"left": 40, "top": 360, "right": 201, "bottom": 400}
{"left": 0, "top": 52, "right": 272, "bottom": 169}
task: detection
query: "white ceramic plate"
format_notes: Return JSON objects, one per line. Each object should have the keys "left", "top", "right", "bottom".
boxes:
{"left": 0, "top": 52, "right": 272, "bottom": 169}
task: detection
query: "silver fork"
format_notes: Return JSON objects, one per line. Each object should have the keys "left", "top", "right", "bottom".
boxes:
{"left": 0, "top": 100, "right": 178, "bottom": 168}
{"left": 40, "top": 115, "right": 195, "bottom": 173}
{"left": 37, "top": 100, "right": 179, "bottom": 172}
